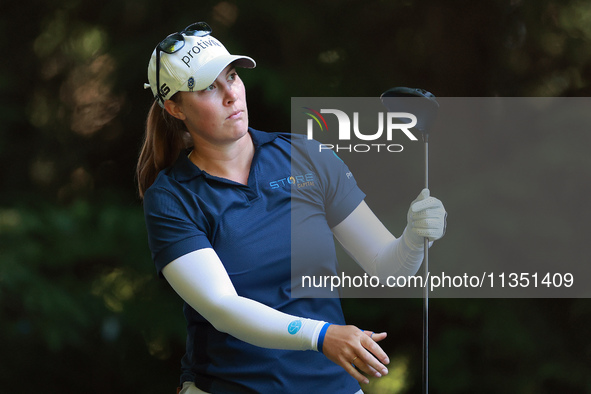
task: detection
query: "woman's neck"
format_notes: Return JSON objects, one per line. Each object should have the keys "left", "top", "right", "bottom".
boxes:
{"left": 189, "top": 131, "right": 254, "bottom": 185}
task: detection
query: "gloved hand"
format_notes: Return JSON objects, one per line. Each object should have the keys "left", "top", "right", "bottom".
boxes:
{"left": 403, "top": 188, "right": 447, "bottom": 247}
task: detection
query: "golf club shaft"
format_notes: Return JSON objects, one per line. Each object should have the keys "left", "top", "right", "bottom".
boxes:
{"left": 423, "top": 238, "right": 429, "bottom": 394}
{"left": 423, "top": 137, "right": 429, "bottom": 394}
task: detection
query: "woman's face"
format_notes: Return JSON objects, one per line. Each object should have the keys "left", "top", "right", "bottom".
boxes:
{"left": 172, "top": 64, "right": 249, "bottom": 146}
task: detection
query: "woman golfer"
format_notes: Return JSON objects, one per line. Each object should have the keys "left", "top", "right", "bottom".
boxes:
{"left": 137, "top": 22, "right": 446, "bottom": 394}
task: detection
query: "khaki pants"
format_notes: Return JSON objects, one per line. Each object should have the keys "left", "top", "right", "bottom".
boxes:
{"left": 178, "top": 381, "right": 364, "bottom": 393}
{"left": 178, "top": 382, "right": 209, "bottom": 394}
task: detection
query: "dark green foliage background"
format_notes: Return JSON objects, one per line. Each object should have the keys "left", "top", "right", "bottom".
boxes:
{"left": 1, "top": 1, "right": 590, "bottom": 392}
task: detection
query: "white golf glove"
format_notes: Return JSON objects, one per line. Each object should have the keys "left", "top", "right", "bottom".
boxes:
{"left": 403, "top": 188, "right": 447, "bottom": 248}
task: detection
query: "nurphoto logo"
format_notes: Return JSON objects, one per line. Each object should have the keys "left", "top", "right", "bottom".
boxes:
{"left": 302, "top": 107, "right": 418, "bottom": 153}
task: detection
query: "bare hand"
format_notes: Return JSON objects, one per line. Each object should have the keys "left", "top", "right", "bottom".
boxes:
{"left": 321, "top": 325, "right": 389, "bottom": 384}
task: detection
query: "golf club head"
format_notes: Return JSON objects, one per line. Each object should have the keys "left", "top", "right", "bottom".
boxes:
{"left": 380, "top": 87, "right": 439, "bottom": 135}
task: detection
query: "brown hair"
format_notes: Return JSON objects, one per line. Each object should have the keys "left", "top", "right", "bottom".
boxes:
{"left": 136, "top": 96, "right": 192, "bottom": 198}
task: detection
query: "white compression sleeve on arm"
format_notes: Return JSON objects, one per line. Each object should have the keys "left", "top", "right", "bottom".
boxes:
{"left": 162, "top": 248, "right": 327, "bottom": 351}
{"left": 331, "top": 201, "right": 425, "bottom": 281}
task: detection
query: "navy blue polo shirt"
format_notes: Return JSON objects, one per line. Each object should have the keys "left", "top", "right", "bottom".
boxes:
{"left": 143, "top": 128, "right": 365, "bottom": 393}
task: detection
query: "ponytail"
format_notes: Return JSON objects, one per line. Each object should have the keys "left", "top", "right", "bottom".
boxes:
{"left": 136, "top": 97, "right": 192, "bottom": 198}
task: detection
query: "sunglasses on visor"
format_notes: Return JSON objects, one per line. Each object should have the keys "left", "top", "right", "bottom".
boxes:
{"left": 154, "top": 22, "right": 213, "bottom": 103}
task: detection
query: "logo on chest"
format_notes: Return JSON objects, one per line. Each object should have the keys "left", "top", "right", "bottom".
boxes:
{"left": 269, "top": 173, "right": 315, "bottom": 189}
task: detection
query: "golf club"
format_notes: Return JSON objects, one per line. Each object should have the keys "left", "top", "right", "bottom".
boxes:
{"left": 380, "top": 87, "right": 439, "bottom": 394}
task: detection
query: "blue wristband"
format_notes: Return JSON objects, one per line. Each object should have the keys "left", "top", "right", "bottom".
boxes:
{"left": 317, "top": 323, "right": 331, "bottom": 353}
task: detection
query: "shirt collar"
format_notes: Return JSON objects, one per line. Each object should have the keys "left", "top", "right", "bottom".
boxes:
{"left": 173, "top": 128, "right": 278, "bottom": 182}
